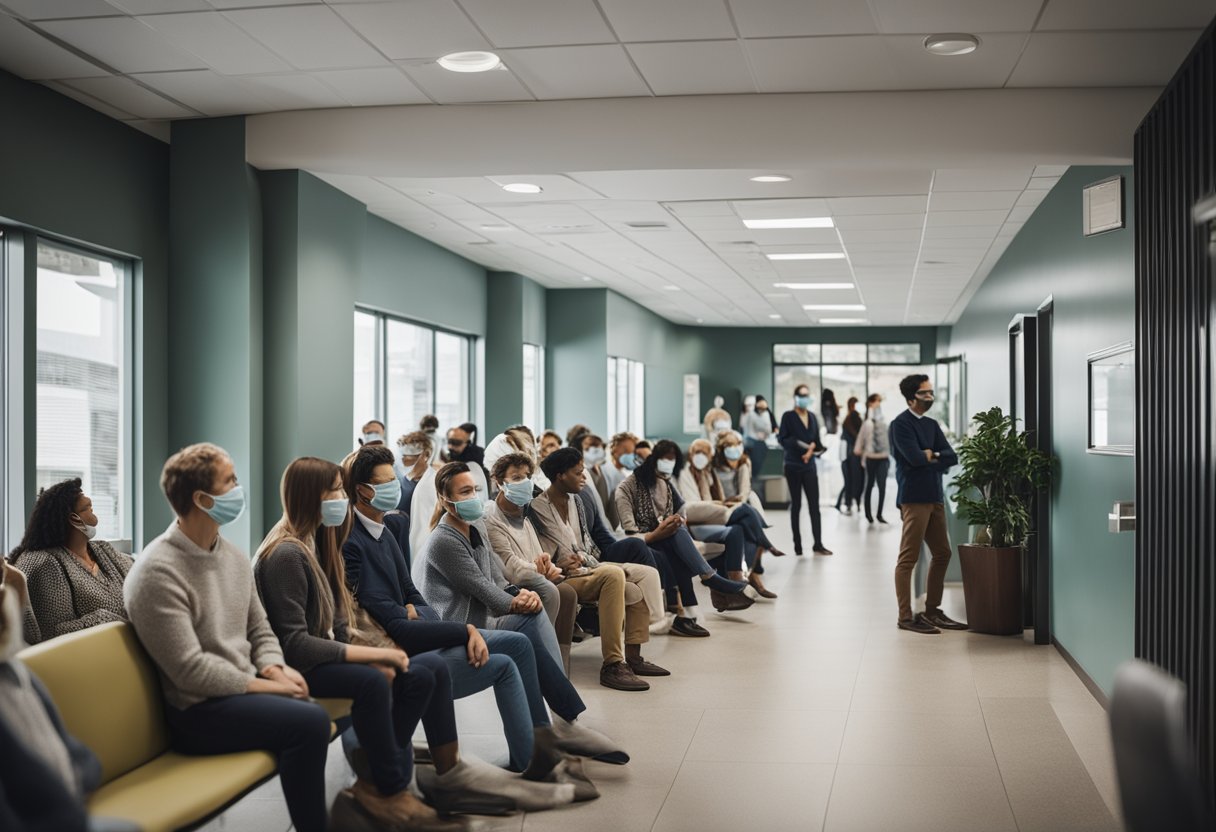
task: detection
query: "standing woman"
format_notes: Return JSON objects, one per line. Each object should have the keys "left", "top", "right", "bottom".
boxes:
{"left": 7, "top": 478, "right": 133, "bottom": 644}
{"left": 820, "top": 389, "right": 840, "bottom": 435}
{"left": 855, "top": 393, "right": 891, "bottom": 524}
{"left": 835, "top": 397, "right": 865, "bottom": 515}
{"left": 255, "top": 457, "right": 463, "bottom": 829}
{"left": 739, "top": 395, "right": 775, "bottom": 487}
{"left": 778, "top": 387, "right": 833, "bottom": 556}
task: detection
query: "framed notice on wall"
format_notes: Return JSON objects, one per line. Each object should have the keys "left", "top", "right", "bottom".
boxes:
{"left": 683, "top": 374, "right": 700, "bottom": 433}
{"left": 1083, "top": 175, "right": 1125, "bottom": 236}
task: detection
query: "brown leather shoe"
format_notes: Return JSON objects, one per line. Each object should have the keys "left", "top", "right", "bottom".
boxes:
{"left": 748, "top": 572, "right": 778, "bottom": 599}
{"left": 897, "top": 613, "right": 941, "bottom": 634}
{"left": 923, "top": 609, "right": 969, "bottom": 630}
{"left": 600, "top": 661, "right": 650, "bottom": 691}
{"left": 710, "top": 588, "right": 756, "bottom": 612}
{"left": 625, "top": 656, "right": 671, "bottom": 676}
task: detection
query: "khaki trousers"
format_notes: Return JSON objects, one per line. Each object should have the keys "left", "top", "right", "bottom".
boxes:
{"left": 564, "top": 563, "right": 651, "bottom": 664}
{"left": 895, "top": 502, "right": 952, "bottom": 621}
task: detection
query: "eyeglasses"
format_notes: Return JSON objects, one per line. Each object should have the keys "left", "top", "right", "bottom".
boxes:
{"left": 915, "top": 391, "right": 935, "bottom": 398}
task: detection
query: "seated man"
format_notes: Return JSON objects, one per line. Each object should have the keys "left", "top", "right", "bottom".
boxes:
{"left": 529, "top": 449, "right": 669, "bottom": 690}
{"left": 342, "top": 446, "right": 625, "bottom": 773}
{"left": 579, "top": 433, "right": 618, "bottom": 530}
{"left": 600, "top": 432, "right": 639, "bottom": 495}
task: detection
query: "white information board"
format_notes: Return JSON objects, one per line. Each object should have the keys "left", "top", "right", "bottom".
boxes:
{"left": 683, "top": 374, "right": 700, "bottom": 433}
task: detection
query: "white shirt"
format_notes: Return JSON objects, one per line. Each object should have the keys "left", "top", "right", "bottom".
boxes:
{"left": 354, "top": 507, "right": 385, "bottom": 541}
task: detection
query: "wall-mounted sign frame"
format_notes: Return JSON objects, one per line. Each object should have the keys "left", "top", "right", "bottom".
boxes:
{"left": 1087, "top": 341, "right": 1135, "bottom": 456}
{"left": 682, "top": 374, "right": 700, "bottom": 434}
{"left": 1083, "top": 175, "right": 1125, "bottom": 236}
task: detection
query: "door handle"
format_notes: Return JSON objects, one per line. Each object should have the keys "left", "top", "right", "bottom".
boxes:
{"left": 1108, "top": 501, "right": 1136, "bottom": 533}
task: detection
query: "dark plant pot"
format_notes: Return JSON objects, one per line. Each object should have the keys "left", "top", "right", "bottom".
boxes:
{"left": 958, "top": 544, "right": 1023, "bottom": 635}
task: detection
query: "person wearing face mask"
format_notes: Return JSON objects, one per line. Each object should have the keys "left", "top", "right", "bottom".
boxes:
{"left": 359, "top": 419, "right": 388, "bottom": 447}
{"left": 7, "top": 478, "right": 133, "bottom": 645}
{"left": 579, "top": 434, "right": 619, "bottom": 530}
{"left": 855, "top": 393, "right": 891, "bottom": 524}
{"left": 412, "top": 432, "right": 488, "bottom": 572}
{"left": 124, "top": 443, "right": 333, "bottom": 832}
{"left": 778, "top": 386, "right": 833, "bottom": 556}
{"left": 483, "top": 454, "right": 578, "bottom": 670}
{"left": 702, "top": 397, "right": 732, "bottom": 446}
{"left": 419, "top": 414, "right": 443, "bottom": 464}
{"left": 712, "top": 432, "right": 786, "bottom": 599}
{"left": 675, "top": 439, "right": 751, "bottom": 594}
{"left": 890, "top": 375, "right": 966, "bottom": 635}
{"left": 254, "top": 457, "right": 466, "bottom": 829}
{"left": 601, "top": 432, "right": 639, "bottom": 496}
{"left": 739, "top": 394, "right": 775, "bottom": 486}
{"left": 395, "top": 431, "right": 435, "bottom": 516}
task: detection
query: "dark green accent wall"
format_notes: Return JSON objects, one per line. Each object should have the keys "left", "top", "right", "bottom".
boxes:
{"left": 0, "top": 69, "right": 170, "bottom": 546}
{"left": 546, "top": 289, "right": 608, "bottom": 434}
{"left": 485, "top": 272, "right": 546, "bottom": 433}
{"left": 948, "top": 165, "right": 1136, "bottom": 695}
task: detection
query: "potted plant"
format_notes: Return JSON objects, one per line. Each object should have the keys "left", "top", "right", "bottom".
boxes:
{"left": 950, "top": 407, "right": 1054, "bottom": 635}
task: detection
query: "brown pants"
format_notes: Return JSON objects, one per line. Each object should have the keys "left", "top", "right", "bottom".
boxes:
{"left": 564, "top": 563, "right": 649, "bottom": 664}
{"left": 896, "top": 503, "right": 952, "bottom": 621}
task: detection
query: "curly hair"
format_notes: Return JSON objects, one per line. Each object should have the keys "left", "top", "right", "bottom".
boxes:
{"left": 8, "top": 478, "right": 85, "bottom": 564}
{"left": 492, "top": 452, "right": 535, "bottom": 483}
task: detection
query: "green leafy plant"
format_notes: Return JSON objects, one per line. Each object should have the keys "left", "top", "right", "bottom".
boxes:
{"left": 950, "top": 406, "right": 1054, "bottom": 548}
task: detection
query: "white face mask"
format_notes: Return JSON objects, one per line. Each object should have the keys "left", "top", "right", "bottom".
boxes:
{"left": 712, "top": 419, "right": 731, "bottom": 431}
{"left": 691, "top": 452, "right": 710, "bottom": 470}
{"left": 0, "top": 586, "right": 24, "bottom": 662}
{"left": 362, "top": 431, "right": 385, "bottom": 445}
{"left": 71, "top": 513, "right": 98, "bottom": 541}
{"left": 656, "top": 458, "right": 676, "bottom": 477}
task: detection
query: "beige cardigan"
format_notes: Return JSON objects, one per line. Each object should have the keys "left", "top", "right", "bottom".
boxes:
{"left": 481, "top": 501, "right": 543, "bottom": 583}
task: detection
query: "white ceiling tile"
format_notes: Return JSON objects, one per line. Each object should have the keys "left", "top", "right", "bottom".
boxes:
{"left": 1015, "top": 189, "right": 1049, "bottom": 208}
{"left": 399, "top": 61, "right": 533, "bottom": 103}
{"left": 827, "top": 195, "right": 927, "bottom": 215}
{"left": 1033, "top": 164, "right": 1070, "bottom": 177}
{"left": 0, "top": 14, "right": 110, "bottom": 79}
{"left": 459, "top": 0, "right": 614, "bottom": 48}
{"left": 729, "top": 0, "right": 877, "bottom": 37}
{"left": 502, "top": 45, "right": 650, "bottom": 99}
{"left": 208, "top": 0, "right": 323, "bottom": 7}
{"left": 1037, "top": 0, "right": 1216, "bottom": 30}
{"left": 921, "top": 225, "right": 1002, "bottom": 239}
{"left": 43, "top": 79, "right": 137, "bottom": 119}
{"left": 109, "top": 0, "right": 210, "bottom": 12}
{"left": 627, "top": 40, "right": 755, "bottom": 95}
{"left": 131, "top": 69, "right": 271, "bottom": 115}
{"left": 868, "top": 0, "right": 1042, "bottom": 33}
{"left": 1008, "top": 31, "right": 1203, "bottom": 87}
{"left": 37, "top": 17, "right": 208, "bottom": 73}
{"left": 1024, "top": 176, "right": 1062, "bottom": 191}
{"left": 137, "top": 11, "right": 291, "bottom": 75}
{"left": 666, "top": 201, "right": 737, "bottom": 217}
{"left": 237, "top": 73, "right": 349, "bottom": 110}
{"left": 746, "top": 36, "right": 896, "bottom": 92}
{"left": 223, "top": 5, "right": 388, "bottom": 70}
{"left": 837, "top": 228, "right": 924, "bottom": 244}
{"left": 930, "top": 190, "right": 1020, "bottom": 211}
{"left": 60, "top": 74, "right": 194, "bottom": 117}
{"left": 733, "top": 198, "right": 833, "bottom": 218}
{"left": 933, "top": 168, "right": 1033, "bottom": 191}
{"left": 3, "top": 0, "right": 117, "bottom": 18}
{"left": 333, "top": 0, "right": 490, "bottom": 60}
{"left": 927, "top": 209, "right": 1010, "bottom": 226}
{"left": 1005, "top": 205, "right": 1036, "bottom": 222}
{"left": 601, "top": 0, "right": 737, "bottom": 41}
{"left": 311, "top": 67, "right": 430, "bottom": 106}
{"left": 834, "top": 214, "right": 928, "bottom": 230}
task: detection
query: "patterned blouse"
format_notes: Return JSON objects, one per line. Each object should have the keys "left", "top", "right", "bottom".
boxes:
{"left": 17, "top": 541, "right": 133, "bottom": 644}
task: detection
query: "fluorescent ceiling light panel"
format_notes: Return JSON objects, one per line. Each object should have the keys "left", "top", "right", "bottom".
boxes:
{"left": 766, "top": 252, "right": 847, "bottom": 261}
{"left": 750, "top": 175, "right": 792, "bottom": 183}
{"left": 768, "top": 314, "right": 782, "bottom": 319}
{"left": 773, "top": 282, "right": 855, "bottom": 290}
{"left": 501, "top": 183, "right": 542, "bottom": 194}
{"left": 802, "top": 304, "right": 866, "bottom": 311}
{"left": 819, "top": 318, "right": 870, "bottom": 324}
{"left": 743, "top": 217, "right": 834, "bottom": 229}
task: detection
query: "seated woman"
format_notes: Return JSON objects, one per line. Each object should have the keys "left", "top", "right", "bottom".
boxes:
{"left": 417, "top": 463, "right": 627, "bottom": 756}
{"left": 537, "top": 431, "right": 563, "bottom": 463}
{"left": 675, "top": 439, "right": 750, "bottom": 590}
{"left": 578, "top": 434, "right": 618, "bottom": 530}
{"left": 713, "top": 431, "right": 787, "bottom": 598}
{"left": 124, "top": 443, "right": 333, "bottom": 832}
{"left": 633, "top": 439, "right": 653, "bottom": 462}
{"left": 409, "top": 434, "right": 488, "bottom": 574}
{"left": 7, "top": 478, "right": 133, "bottom": 645}
{"left": 343, "top": 447, "right": 624, "bottom": 779}
{"left": 482, "top": 454, "right": 578, "bottom": 671}
{"left": 255, "top": 456, "right": 471, "bottom": 829}
{"left": 614, "top": 441, "right": 754, "bottom": 623}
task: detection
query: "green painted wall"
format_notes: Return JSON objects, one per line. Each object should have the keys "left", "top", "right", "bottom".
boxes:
{"left": 168, "top": 117, "right": 263, "bottom": 552}
{"left": 485, "top": 272, "right": 546, "bottom": 432}
{"left": 0, "top": 69, "right": 170, "bottom": 547}
{"left": 948, "top": 165, "right": 1136, "bottom": 695}
{"left": 546, "top": 289, "right": 608, "bottom": 435}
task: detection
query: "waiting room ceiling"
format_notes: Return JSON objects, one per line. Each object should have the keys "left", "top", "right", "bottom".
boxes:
{"left": 1, "top": 0, "right": 1213, "bottom": 325}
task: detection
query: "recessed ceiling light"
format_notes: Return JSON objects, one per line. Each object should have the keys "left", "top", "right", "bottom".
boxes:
{"left": 768, "top": 313, "right": 782, "bottom": 319}
{"left": 773, "top": 282, "right": 855, "bottom": 290}
{"left": 819, "top": 318, "right": 870, "bottom": 325}
{"left": 923, "top": 34, "right": 980, "bottom": 56}
{"left": 438, "top": 51, "right": 502, "bottom": 72}
{"left": 581, "top": 275, "right": 593, "bottom": 282}
{"left": 766, "top": 252, "right": 847, "bottom": 261}
{"left": 480, "top": 223, "right": 511, "bottom": 230}
{"left": 743, "top": 217, "right": 834, "bottom": 229}
{"left": 501, "top": 183, "right": 542, "bottom": 194}
{"left": 802, "top": 304, "right": 866, "bottom": 311}
{"left": 750, "top": 175, "right": 792, "bottom": 183}
{"left": 662, "top": 285, "right": 681, "bottom": 291}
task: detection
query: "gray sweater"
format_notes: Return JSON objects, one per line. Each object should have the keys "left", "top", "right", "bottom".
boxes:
{"left": 124, "top": 523, "right": 285, "bottom": 709}
{"left": 415, "top": 516, "right": 515, "bottom": 628}
{"left": 254, "top": 542, "right": 349, "bottom": 673}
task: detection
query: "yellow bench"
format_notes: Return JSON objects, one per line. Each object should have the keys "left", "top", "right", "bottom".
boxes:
{"left": 18, "top": 621, "right": 351, "bottom": 832}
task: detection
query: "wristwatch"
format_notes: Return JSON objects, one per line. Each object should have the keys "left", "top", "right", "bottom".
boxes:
{"left": 504, "top": 584, "right": 521, "bottom": 597}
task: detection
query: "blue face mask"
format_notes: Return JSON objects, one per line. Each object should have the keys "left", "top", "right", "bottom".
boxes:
{"left": 502, "top": 479, "right": 533, "bottom": 507}
{"left": 200, "top": 485, "right": 245, "bottom": 526}
{"left": 618, "top": 453, "right": 639, "bottom": 470}
{"left": 451, "top": 496, "right": 485, "bottom": 522}
{"left": 724, "top": 445, "right": 743, "bottom": 461}
{"left": 656, "top": 459, "right": 676, "bottom": 477}
{"left": 364, "top": 479, "right": 401, "bottom": 511}
{"left": 320, "top": 498, "right": 349, "bottom": 527}
{"left": 794, "top": 395, "right": 811, "bottom": 410}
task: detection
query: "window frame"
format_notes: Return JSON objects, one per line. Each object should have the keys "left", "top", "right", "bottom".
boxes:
{"left": 770, "top": 341, "right": 927, "bottom": 415}
{"left": 522, "top": 342, "right": 545, "bottom": 434}
{"left": 607, "top": 355, "right": 645, "bottom": 438}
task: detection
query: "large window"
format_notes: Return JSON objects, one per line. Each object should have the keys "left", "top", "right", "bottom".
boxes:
{"left": 353, "top": 309, "right": 475, "bottom": 444}
{"left": 36, "top": 240, "right": 131, "bottom": 540}
{"left": 607, "top": 356, "right": 644, "bottom": 438}
{"left": 522, "top": 343, "right": 544, "bottom": 434}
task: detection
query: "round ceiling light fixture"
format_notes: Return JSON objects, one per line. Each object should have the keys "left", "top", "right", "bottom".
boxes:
{"left": 438, "top": 51, "right": 502, "bottom": 73}
{"left": 750, "top": 174, "right": 792, "bottom": 183}
{"left": 923, "top": 33, "right": 980, "bottom": 56}
{"left": 501, "top": 183, "right": 543, "bottom": 194}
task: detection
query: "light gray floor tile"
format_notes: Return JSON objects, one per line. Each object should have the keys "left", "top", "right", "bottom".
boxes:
{"left": 825, "top": 763, "right": 1018, "bottom": 832}
{"left": 839, "top": 710, "right": 997, "bottom": 767}
{"left": 684, "top": 707, "right": 849, "bottom": 764}
{"left": 653, "top": 760, "right": 836, "bottom": 832}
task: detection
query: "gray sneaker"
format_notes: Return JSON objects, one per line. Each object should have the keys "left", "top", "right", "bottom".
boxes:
{"left": 416, "top": 757, "right": 575, "bottom": 814}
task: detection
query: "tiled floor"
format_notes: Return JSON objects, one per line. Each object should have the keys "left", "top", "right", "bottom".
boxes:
{"left": 203, "top": 509, "right": 1123, "bottom": 832}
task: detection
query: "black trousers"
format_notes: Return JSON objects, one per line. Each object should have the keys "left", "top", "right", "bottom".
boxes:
{"left": 783, "top": 464, "right": 823, "bottom": 550}
{"left": 864, "top": 457, "right": 891, "bottom": 520}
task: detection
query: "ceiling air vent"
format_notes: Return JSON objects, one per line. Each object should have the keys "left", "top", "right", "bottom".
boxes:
{"left": 624, "top": 221, "right": 669, "bottom": 229}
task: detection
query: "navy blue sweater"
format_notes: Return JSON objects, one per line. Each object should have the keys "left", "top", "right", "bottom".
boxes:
{"left": 342, "top": 516, "right": 468, "bottom": 656}
{"left": 889, "top": 409, "right": 958, "bottom": 506}
{"left": 777, "top": 409, "right": 823, "bottom": 469}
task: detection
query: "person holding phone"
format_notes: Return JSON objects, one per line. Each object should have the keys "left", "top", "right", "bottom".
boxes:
{"left": 778, "top": 386, "right": 833, "bottom": 556}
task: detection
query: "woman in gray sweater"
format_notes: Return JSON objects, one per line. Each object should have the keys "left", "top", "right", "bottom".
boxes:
{"left": 7, "top": 478, "right": 133, "bottom": 645}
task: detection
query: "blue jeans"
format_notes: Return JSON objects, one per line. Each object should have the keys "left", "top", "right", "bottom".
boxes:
{"left": 487, "top": 613, "right": 585, "bottom": 722}
{"left": 726, "top": 503, "right": 775, "bottom": 553}
{"left": 689, "top": 524, "right": 745, "bottom": 575}
{"left": 646, "top": 527, "right": 714, "bottom": 609}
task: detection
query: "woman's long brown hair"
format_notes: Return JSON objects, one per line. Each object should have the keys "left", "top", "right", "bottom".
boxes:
{"left": 255, "top": 457, "right": 355, "bottom": 636}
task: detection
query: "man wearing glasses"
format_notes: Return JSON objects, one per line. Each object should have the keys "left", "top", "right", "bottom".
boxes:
{"left": 890, "top": 375, "right": 968, "bottom": 634}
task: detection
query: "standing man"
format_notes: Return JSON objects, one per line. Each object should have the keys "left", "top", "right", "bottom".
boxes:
{"left": 359, "top": 420, "right": 387, "bottom": 446}
{"left": 889, "top": 375, "right": 968, "bottom": 634}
